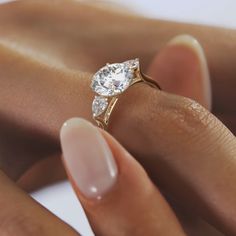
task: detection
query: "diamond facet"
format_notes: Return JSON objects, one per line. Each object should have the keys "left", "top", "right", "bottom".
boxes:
{"left": 91, "top": 59, "right": 139, "bottom": 97}
{"left": 92, "top": 96, "right": 108, "bottom": 117}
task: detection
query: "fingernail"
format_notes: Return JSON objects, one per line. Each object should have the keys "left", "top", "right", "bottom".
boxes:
{"left": 168, "top": 35, "right": 212, "bottom": 109}
{"left": 60, "top": 118, "right": 118, "bottom": 200}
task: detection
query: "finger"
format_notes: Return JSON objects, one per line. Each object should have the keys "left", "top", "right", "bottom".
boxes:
{"left": 60, "top": 118, "right": 186, "bottom": 236}
{"left": 0, "top": 171, "right": 79, "bottom": 235}
{"left": 18, "top": 155, "right": 66, "bottom": 192}
{"left": 0, "top": 23, "right": 234, "bottom": 236}
{"left": 147, "top": 35, "right": 219, "bottom": 234}
{"left": 217, "top": 114, "right": 236, "bottom": 135}
{"left": 0, "top": 27, "right": 231, "bottom": 235}
{"left": 1, "top": 0, "right": 236, "bottom": 113}
{"left": 147, "top": 35, "right": 212, "bottom": 110}
{"left": 0, "top": 0, "right": 156, "bottom": 72}
{"left": 111, "top": 82, "right": 236, "bottom": 235}
{"left": 0, "top": 42, "right": 93, "bottom": 180}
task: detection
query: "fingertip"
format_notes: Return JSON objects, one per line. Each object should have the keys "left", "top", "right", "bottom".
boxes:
{"left": 147, "top": 34, "right": 212, "bottom": 110}
{"left": 60, "top": 117, "right": 118, "bottom": 200}
{"left": 60, "top": 117, "right": 92, "bottom": 140}
{"left": 168, "top": 35, "right": 212, "bottom": 109}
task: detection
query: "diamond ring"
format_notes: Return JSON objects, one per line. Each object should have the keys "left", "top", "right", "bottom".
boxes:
{"left": 90, "top": 58, "right": 161, "bottom": 130}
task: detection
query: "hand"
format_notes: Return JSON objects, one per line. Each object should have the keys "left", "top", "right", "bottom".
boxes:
{"left": 0, "top": 118, "right": 188, "bottom": 236}
{"left": 60, "top": 118, "right": 186, "bottom": 236}
{"left": 0, "top": 1, "right": 236, "bottom": 235}
{"left": 0, "top": 1, "right": 235, "bottom": 180}
{"left": 59, "top": 34, "right": 236, "bottom": 235}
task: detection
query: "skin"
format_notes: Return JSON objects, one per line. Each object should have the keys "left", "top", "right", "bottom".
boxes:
{"left": 0, "top": 1, "right": 235, "bottom": 178}
{"left": 0, "top": 0, "right": 235, "bottom": 235}
{"left": 61, "top": 119, "right": 187, "bottom": 236}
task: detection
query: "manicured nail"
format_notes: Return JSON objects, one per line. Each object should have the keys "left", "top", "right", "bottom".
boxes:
{"left": 168, "top": 35, "right": 212, "bottom": 109}
{"left": 60, "top": 118, "right": 118, "bottom": 200}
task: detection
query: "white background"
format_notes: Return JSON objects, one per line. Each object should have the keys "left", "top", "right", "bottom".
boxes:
{"left": 0, "top": 1, "right": 236, "bottom": 236}
{"left": 112, "top": 0, "right": 236, "bottom": 28}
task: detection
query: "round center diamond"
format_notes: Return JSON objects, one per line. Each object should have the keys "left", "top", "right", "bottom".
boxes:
{"left": 91, "top": 60, "right": 138, "bottom": 97}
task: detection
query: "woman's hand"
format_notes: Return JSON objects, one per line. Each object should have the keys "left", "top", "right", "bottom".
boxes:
{"left": 0, "top": 118, "right": 188, "bottom": 236}
{"left": 0, "top": 1, "right": 236, "bottom": 235}
{"left": 0, "top": 0, "right": 235, "bottom": 180}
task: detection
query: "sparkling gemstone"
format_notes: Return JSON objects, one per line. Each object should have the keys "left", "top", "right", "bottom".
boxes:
{"left": 124, "top": 58, "right": 139, "bottom": 69}
{"left": 92, "top": 96, "right": 108, "bottom": 117}
{"left": 91, "top": 59, "right": 139, "bottom": 97}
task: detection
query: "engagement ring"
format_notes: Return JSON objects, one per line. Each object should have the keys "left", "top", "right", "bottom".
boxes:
{"left": 91, "top": 58, "right": 161, "bottom": 130}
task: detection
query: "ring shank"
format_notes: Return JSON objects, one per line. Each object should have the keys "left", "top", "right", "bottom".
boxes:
{"left": 93, "top": 73, "right": 161, "bottom": 130}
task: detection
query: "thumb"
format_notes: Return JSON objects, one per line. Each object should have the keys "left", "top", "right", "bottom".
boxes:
{"left": 60, "top": 118, "right": 186, "bottom": 236}
{"left": 147, "top": 35, "right": 212, "bottom": 110}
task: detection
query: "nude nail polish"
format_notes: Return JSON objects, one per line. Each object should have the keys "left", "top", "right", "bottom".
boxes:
{"left": 60, "top": 118, "right": 118, "bottom": 200}
{"left": 168, "top": 35, "right": 212, "bottom": 109}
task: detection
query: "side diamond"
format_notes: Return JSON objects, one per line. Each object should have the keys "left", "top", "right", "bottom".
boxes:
{"left": 92, "top": 96, "right": 108, "bottom": 117}
{"left": 124, "top": 58, "right": 139, "bottom": 69}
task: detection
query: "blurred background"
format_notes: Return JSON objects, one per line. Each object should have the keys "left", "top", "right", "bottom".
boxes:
{"left": 1, "top": 0, "right": 236, "bottom": 28}
{"left": 94, "top": 0, "right": 236, "bottom": 28}
{"left": 0, "top": 1, "right": 235, "bottom": 236}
